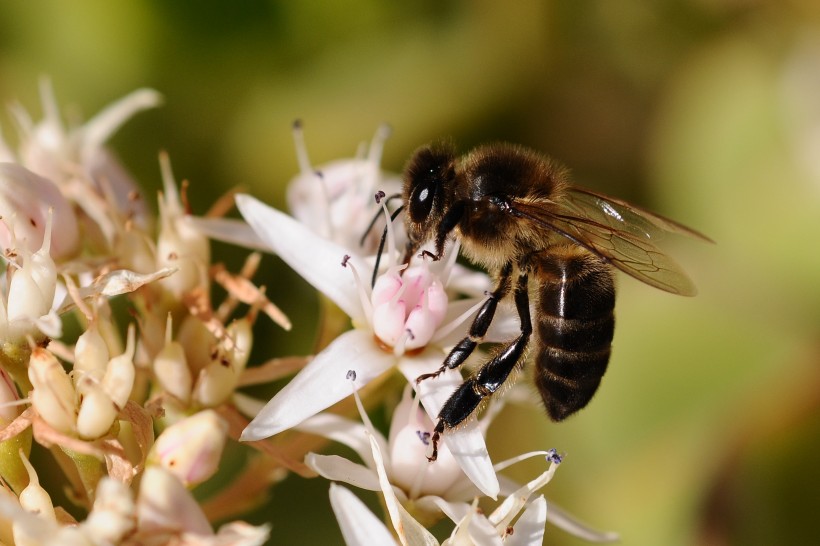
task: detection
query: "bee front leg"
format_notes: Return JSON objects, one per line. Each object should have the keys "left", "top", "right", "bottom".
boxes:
{"left": 428, "top": 271, "right": 531, "bottom": 461}
{"left": 416, "top": 262, "right": 514, "bottom": 384}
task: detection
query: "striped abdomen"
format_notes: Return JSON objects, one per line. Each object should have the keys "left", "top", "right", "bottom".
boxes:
{"left": 533, "top": 246, "right": 615, "bottom": 421}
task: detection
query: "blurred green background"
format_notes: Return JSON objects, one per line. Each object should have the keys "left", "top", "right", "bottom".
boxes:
{"left": 2, "top": 1, "right": 819, "bottom": 544}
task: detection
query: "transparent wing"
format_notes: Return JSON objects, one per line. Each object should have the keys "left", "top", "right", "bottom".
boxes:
{"left": 563, "top": 187, "right": 714, "bottom": 243}
{"left": 512, "top": 198, "right": 700, "bottom": 296}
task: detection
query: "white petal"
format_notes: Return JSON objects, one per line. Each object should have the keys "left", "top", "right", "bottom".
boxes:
{"left": 398, "top": 355, "right": 500, "bottom": 500}
{"left": 235, "top": 194, "right": 364, "bottom": 319}
{"left": 296, "top": 413, "right": 383, "bottom": 470}
{"left": 79, "top": 89, "right": 163, "bottom": 158}
{"left": 241, "top": 330, "right": 394, "bottom": 440}
{"left": 305, "top": 453, "right": 381, "bottom": 491}
{"left": 367, "top": 426, "right": 439, "bottom": 546}
{"left": 506, "top": 496, "right": 547, "bottom": 546}
{"left": 329, "top": 483, "right": 399, "bottom": 546}
{"left": 186, "top": 216, "right": 269, "bottom": 252}
{"left": 432, "top": 497, "right": 500, "bottom": 546}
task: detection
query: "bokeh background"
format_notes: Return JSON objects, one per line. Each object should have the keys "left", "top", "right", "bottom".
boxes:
{"left": 2, "top": 1, "right": 819, "bottom": 544}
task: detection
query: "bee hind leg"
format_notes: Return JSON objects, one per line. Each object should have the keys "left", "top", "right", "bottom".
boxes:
{"left": 428, "top": 272, "right": 531, "bottom": 461}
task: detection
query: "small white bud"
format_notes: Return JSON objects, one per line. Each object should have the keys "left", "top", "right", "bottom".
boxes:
{"left": 101, "top": 324, "right": 136, "bottom": 408}
{"left": 225, "top": 317, "right": 253, "bottom": 374}
{"left": 192, "top": 361, "right": 235, "bottom": 408}
{"left": 13, "top": 452, "right": 61, "bottom": 546}
{"left": 153, "top": 315, "right": 192, "bottom": 403}
{"left": 191, "top": 318, "right": 253, "bottom": 407}
{"left": 73, "top": 323, "right": 110, "bottom": 383}
{"left": 3, "top": 211, "right": 58, "bottom": 343}
{"left": 28, "top": 347, "right": 76, "bottom": 434}
{"left": 176, "top": 315, "right": 214, "bottom": 374}
{"left": 18, "top": 451, "right": 56, "bottom": 521}
{"left": 76, "top": 383, "right": 117, "bottom": 440}
{"left": 155, "top": 154, "right": 210, "bottom": 298}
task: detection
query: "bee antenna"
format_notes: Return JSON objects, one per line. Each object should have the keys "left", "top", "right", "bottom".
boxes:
{"left": 359, "top": 192, "right": 403, "bottom": 248}
{"left": 370, "top": 203, "right": 405, "bottom": 288}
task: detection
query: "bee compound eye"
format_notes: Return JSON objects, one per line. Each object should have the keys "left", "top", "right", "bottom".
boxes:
{"left": 409, "top": 180, "right": 437, "bottom": 222}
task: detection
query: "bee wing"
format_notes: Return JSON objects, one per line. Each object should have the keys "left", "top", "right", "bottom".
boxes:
{"left": 564, "top": 187, "right": 714, "bottom": 243}
{"left": 512, "top": 199, "right": 699, "bottom": 296}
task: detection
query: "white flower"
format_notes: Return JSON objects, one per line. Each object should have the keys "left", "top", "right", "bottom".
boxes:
{"left": 317, "top": 388, "right": 576, "bottom": 546}
{"left": 188, "top": 123, "right": 405, "bottom": 258}
{"left": 300, "top": 386, "right": 496, "bottom": 521}
{"left": 8, "top": 78, "right": 160, "bottom": 238}
{"left": 287, "top": 122, "right": 404, "bottom": 253}
{"left": 232, "top": 194, "right": 520, "bottom": 498}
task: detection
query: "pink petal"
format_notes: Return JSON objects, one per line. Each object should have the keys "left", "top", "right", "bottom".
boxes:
{"left": 241, "top": 330, "right": 394, "bottom": 440}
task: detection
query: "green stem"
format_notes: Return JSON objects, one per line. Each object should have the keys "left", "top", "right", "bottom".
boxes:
{"left": 0, "top": 343, "right": 34, "bottom": 394}
{"left": 0, "top": 427, "right": 32, "bottom": 495}
{"left": 62, "top": 447, "right": 106, "bottom": 504}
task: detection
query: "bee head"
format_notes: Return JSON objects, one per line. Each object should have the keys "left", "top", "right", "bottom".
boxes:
{"left": 402, "top": 142, "right": 456, "bottom": 244}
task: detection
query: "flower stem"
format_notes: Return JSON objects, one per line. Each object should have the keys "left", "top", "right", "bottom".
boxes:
{"left": 62, "top": 447, "right": 106, "bottom": 503}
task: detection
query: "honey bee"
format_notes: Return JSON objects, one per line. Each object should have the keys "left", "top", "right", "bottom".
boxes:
{"left": 400, "top": 141, "right": 710, "bottom": 461}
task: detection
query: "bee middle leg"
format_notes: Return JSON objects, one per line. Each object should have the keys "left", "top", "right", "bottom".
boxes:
{"left": 415, "top": 261, "right": 514, "bottom": 384}
{"left": 428, "top": 271, "right": 531, "bottom": 461}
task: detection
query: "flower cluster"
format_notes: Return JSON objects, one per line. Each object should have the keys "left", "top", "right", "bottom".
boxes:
{"left": 0, "top": 81, "right": 289, "bottom": 545}
{"left": 0, "top": 82, "right": 617, "bottom": 545}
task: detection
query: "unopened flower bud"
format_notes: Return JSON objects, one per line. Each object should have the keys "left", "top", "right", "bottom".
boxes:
{"left": 3, "top": 213, "right": 58, "bottom": 343}
{"left": 192, "top": 362, "right": 235, "bottom": 408}
{"left": 28, "top": 347, "right": 76, "bottom": 434}
{"left": 176, "top": 315, "right": 213, "bottom": 374}
{"left": 18, "top": 452, "right": 56, "bottom": 521}
{"left": 155, "top": 155, "right": 210, "bottom": 298}
{"left": 153, "top": 315, "right": 192, "bottom": 403}
{"left": 191, "top": 318, "right": 252, "bottom": 407}
{"left": 81, "top": 477, "right": 135, "bottom": 543}
{"left": 115, "top": 226, "right": 156, "bottom": 275}
{"left": 73, "top": 323, "right": 110, "bottom": 384}
{"left": 101, "top": 324, "right": 136, "bottom": 408}
{"left": 137, "top": 466, "right": 211, "bottom": 534}
{"left": 13, "top": 452, "right": 62, "bottom": 546}
{"left": 76, "top": 382, "right": 117, "bottom": 440}
{"left": 150, "top": 409, "right": 228, "bottom": 486}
